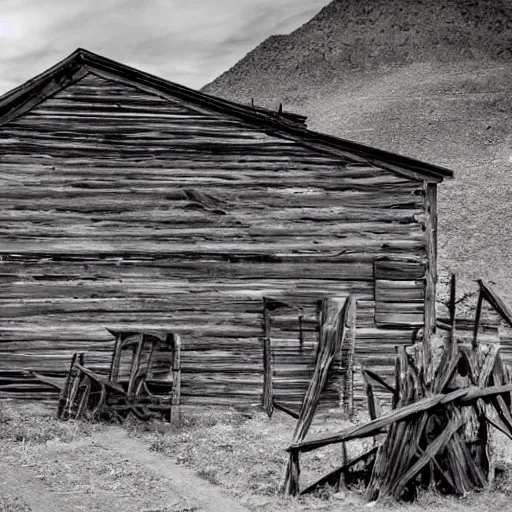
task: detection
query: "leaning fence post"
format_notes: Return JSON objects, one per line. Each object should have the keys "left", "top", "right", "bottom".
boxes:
{"left": 282, "top": 296, "right": 353, "bottom": 496}
{"left": 262, "top": 298, "right": 274, "bottom": 417}
{"left": 283, "top": 449, "right": 301, "bottom": 496}
{"left": 473, "top": 284, "right": 484, "bottom": 349}
{"left": 448, "top": 273, "right": 457, "bottom": 359}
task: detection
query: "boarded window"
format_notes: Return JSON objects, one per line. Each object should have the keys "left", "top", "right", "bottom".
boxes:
{"left": 374, "top": 259, "right": 426, "bottom": 328}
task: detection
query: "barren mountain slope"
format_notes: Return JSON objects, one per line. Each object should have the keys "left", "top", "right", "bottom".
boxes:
{"left": 203, "top": 0, "right": 512, "bottom": 300}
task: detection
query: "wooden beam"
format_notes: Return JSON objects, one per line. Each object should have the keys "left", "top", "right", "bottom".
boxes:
{"left": 473, "top": 287, "right": 484, "bottom": 349}
{"left": 479, "top": 280, "right": 512, "bottom": 329}
{"left": 448, "top": 273, "right": 457, "bottom": 358}
{"left": 282, "top": 296, "right": 354, "bottom": 495}
{"left": 273, "top": 400, "right": 299, "bottom": 419}
{"left": 363, "top": 373, "right": 379, "bottom": 421}
{"left": 0, "top": 64, "right": 90, "bottom": 126}
{"left": 300, "top": 447, "right": 378, "bottom": 495}
{"left": 342, "top": 299, "right": 357, "bottom": 416}
{"left": 261, "top": 298, "right": 274, "bottom": 417}
{"left": 108, "top": 331, "right": 123, "bottom": 382}
{"left": 58, "top": 352, "right": 78, "bottom": 419}
{"left": 127, "top": 333, "right": 144, "bottom": 399}
{"left": 288, "top": 382, "right": 512, "bottom": 454}
{"left": 362, "top": 368, "right": 395, "bottom": 394}
{"left": 171, "top": 333, "right": 182, "bottom": 426}
{"left": 423, "top": 183, "right": 437, "bottom": 368}
{"left": 292, "top": 296, "right": 354, "bottom": 442}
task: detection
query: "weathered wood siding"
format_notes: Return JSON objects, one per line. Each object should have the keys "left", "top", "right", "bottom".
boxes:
{"left": 0, "top": 72, "right": 428, "bottom": 405}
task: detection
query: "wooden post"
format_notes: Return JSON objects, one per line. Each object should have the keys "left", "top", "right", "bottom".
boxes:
{"left": 273, "top": 401, "right": 299, "bottom": 419}
{"left": 363, "top": 372, "right": 379, "bottom": 421}
{"left": 292, "top": 297, "right": 352, "bottom": 442}
{"left": 473, "top": 286, "right": 484, "bottom": 349}
{"left": 76, "top": 375, "right": 91, "bottom": 419}
{"left": 127, "top": 333, "right": 144, "bottom": 399}
{"left": 337, "top": 442, "right": 348, "bottom": 491}
{"left": 262, "top": 298, "right": 274, "bottom": 417}
{"left": 342, "top": 299, "right": 357, "bottom": 416}
{"left": 423, "top": 183, "right": 438, "bottom": 373}
{"left": 448, "top": 273, "right": 457, "bottom": 358}
{"left": 58, "top": 352, "right": 78, "bottom": 419}
{"left": 298, "top": 310, "right": 304, "bottom": 353}
{"left": 171, "top": 333, "right": 182, "bottom": 426}
{"left": 479, "top": 280, "right": 512, "bottom": 328}
{"left": 282, "top": 296, "right": 353, "bottom": 495}
{"left": 282, "top": 450, "right": 301, "bottom": 496}
{"left": 66, "top": 353, "right": 85, "bottom": 419}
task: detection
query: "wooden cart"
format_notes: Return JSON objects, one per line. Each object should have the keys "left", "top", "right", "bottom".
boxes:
{"left": 34, "top": 330, "right": 182, "bottom": 424}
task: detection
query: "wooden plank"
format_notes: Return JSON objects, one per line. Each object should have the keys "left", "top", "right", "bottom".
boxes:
{"left": 342, "top": 300, "right": 356, "bottom": 415}
{"left": 289, "top": 382, "right": 512, "bottom": 454}
{"left": 479, "top": 281, "right": 512, "bottom": 329}
{"left": 0, "top": 65, "right": 90, "bottom": 126}
{"left": 283, "top": 296, "right": 354, "bottom": 495}
{"left": 448, "top": 273, "right": 457, "bottom": 358}
{"left": 423, "top": 182, "right": 437, "bottom": 366}
{"left": 300, "top": 447, "right": 378, "bottom": 495}
{"left": 374, "top": 259, "right": 426, "bottom": 280}
{"left": 171, "top": 334, "right": 182, "bottom": 426}
{"left": 262, "top": 298, "right": 273, "bottom": 417}
{"left": 273, "top": 400, "right": 299, "bottom": 419}
{"left": 363, "top": 372, "right": 379, "bottom": 420}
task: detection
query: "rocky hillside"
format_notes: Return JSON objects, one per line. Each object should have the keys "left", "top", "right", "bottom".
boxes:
{"left": 203, "top": 0, "right": 512, "bottom": 301}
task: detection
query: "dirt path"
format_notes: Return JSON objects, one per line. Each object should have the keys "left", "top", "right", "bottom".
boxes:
{"left": 0, "top": 460, "right": 69, "bottom": 512}
{"left": 0, "top": 425, "right": 252, "bottom": 512}
{"left": 94, "top": 426, "right": 253, "bottom": 512}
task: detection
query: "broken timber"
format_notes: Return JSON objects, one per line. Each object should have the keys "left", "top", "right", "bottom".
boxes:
{"left": 282, "top": 296, "right": 355, "bottom": 495}
{"left": 282, "top": 275, "right": 512, "bottom": 501}
{"left": 34, "top": 329, "right": 182, "bottom": 423}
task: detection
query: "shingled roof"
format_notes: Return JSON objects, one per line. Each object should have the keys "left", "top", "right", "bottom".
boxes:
{"left": 0, "top": 48, "right": 453, "bottom": 183}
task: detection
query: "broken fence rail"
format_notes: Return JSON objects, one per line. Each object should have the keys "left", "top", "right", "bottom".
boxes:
{"left": 287, "top": 382, "right": 512, "bottom": 454}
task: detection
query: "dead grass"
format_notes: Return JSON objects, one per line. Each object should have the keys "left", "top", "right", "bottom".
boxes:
{"left": 128, "top": 405, "right": 512, "bottom": 512}
{"left": 0, "top": 399, "right": 96, "bottom": 445}
{"left": 0, "top": 494, "right": 31, "bottom": 512}
{"left": 127, "top": 406, "right": 369, "bottom": 511}
{"left": 0, "top": 401, "right": 200, "bottom": 512}
{"left": 3, "top": 400, "right": 512, "bottom": 511}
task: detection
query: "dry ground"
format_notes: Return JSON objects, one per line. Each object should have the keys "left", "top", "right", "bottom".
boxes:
{"left": 2, "top": 400, "right": 512, "bottom": 512}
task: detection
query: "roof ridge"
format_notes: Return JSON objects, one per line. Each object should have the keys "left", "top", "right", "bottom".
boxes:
{"left": 0, "top": 47, "right": 453, "bottom": 182}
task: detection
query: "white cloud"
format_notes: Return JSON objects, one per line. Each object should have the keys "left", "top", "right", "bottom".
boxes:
{"left": 0, "top": 0, "right": 330, "bottom": 94}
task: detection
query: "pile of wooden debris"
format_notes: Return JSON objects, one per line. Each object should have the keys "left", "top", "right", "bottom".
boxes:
{"left": 282, "top": 278, "right": 512, "bottom": 502}
{"left": 286, "top": 341, "right": 512, "bottom": 500}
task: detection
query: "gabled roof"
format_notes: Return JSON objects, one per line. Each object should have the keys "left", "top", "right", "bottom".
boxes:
{"left": 0, "top": 48, "right": 453, "bottom": 182}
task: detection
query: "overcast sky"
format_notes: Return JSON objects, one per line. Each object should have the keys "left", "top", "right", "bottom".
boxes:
{"left": 0, "top": 0, "right": 330, "bottom": 95}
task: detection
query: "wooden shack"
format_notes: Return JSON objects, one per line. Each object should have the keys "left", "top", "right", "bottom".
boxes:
{"left": 0, "top": 48, "right": 453, "bottom": 408}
